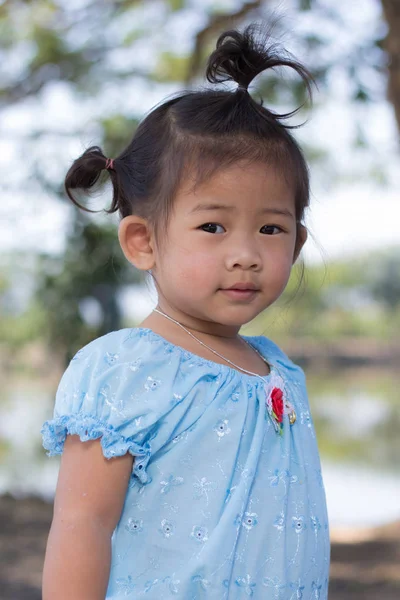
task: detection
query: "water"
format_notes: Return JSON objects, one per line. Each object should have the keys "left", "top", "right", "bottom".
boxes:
{"left": 1, "top": 366, "right": 399, "bottom": 527}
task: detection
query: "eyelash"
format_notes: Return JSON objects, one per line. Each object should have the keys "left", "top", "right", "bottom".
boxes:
{"left": 198, "top": 223, "right": 284, "bottom": 235}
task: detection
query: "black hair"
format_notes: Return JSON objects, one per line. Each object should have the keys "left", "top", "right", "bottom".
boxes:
{"left": 65, "top": 23, "right": 314, "bottom": 247}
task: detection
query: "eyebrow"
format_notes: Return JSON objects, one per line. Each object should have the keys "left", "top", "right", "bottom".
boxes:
{"left": 189, "top": 203, "right": 295, "bottom": 219}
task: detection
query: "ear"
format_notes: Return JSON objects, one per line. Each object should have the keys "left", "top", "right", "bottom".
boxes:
{"left": 118, "top": 215, "right": 155, "bottom": 271}
{"left": 292, "top": 224, "right": 308, "bottom": 264}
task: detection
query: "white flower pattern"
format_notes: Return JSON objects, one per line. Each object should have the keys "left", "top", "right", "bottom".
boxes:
{"left": 214, "top": 419, "right": 231, "bottom": 439}
{"left": 191, "top": 525, "right": 209, "bottom": 543}
{"left": 159, "top": 518, "right": 175, "bottom": 538}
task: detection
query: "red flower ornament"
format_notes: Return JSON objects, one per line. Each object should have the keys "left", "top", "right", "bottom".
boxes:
{"left": 265, "top": 374, "right": 296, "bottom": 436}
{"left": 271, "top": 387, "right": 284, "bottom": 423}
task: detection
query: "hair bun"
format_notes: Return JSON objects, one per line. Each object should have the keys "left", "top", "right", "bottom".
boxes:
{"left": 206, "top": 22, "right": 313, "bottom": 98}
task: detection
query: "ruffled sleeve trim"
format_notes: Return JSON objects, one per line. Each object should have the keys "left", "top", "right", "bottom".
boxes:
{"left": 40, "top": 413, "right": 152, "bottom": 484}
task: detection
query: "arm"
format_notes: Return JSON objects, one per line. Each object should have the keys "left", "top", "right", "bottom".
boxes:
{"left": 42, "top": 434, "right": 134, "bottom": 600}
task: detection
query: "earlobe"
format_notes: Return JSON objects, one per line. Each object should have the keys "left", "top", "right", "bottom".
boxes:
{"left": 118, "top": 215, "right": 155, "bottom": 271}
{"left": 292, "top": 224, "right": 308, "bottom": 264}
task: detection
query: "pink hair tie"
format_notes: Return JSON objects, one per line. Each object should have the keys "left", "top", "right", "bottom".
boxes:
{"left": 105, "top": 158, "right": 115, "bottom": 170}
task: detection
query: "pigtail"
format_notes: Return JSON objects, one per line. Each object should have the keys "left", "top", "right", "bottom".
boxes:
{"left": 206, "top": 23, "right": 314, "bottom": 120}
{"left": 65, "top": 145, "right": 120, "bottom": 214}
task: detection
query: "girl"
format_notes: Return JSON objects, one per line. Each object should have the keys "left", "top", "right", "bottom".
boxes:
{"left": 41, "top": 23, "right": 330, "bottom": 600}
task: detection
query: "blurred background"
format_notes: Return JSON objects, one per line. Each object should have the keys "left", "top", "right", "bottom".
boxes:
{"left": 0, "top": 0, "right": 399, "bottom": 598}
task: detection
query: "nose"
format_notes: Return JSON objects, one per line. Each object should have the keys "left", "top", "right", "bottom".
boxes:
{"left": 225, "top": 236, "right": 262, "bottom": 271}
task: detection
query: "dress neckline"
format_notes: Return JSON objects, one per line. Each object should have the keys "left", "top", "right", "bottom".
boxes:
{"left": 132, "top": 327, "right": 276, "bottom": 385}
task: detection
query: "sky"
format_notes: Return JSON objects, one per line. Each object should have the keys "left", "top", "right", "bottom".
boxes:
{"left": 1, "top": 0, "right": 399, "bottom": 269}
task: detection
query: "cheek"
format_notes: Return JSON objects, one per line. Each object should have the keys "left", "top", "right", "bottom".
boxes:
{"left": 164, "top": 247, "right": 217, "bottom": 287}
{"left": 267, "top": 250, "right": 294, "bottom": 283}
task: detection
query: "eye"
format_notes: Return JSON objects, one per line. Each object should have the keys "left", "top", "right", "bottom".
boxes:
{"left": 199, "top": 223, "right": 226, "bottom": 234}
{"left": 260, "top": 225, "right": 284, "bottom": 235}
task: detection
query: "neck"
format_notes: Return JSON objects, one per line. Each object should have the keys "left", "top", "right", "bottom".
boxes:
{"left": 142, "top": 300, "right": 241, "bottom": 340}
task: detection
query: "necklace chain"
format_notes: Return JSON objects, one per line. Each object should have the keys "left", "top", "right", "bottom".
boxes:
{"left": 152, "top": 307, "right": 296, "bottom": 425}
{"left": 153, "top": 307, "right": 271, "bottom": 381}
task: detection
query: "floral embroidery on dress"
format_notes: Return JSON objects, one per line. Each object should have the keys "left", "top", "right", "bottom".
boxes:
{"left": 159, "top": 518, "right": 175, "bottom": 538}
{"left": 312, "top": 580, "right": 323, "bottom": 599}
{"left": 144, "top": 376, "right": 161, "bottom": 392}
{"left": 271, "top": 387, "right": 284, "bottom": 421}
{"left": 191, "top": 574, "right": 211, "bottom": 590}
{"left": 311, "top": 515, "right": 322, "bottom": 532}
{"left": 128, "top": 358, "right": 143, "bottom": 372}
{"left": 292, "top": 515, "right": 307, "bottom": 534}
{"left": 101, "top": 385, "right": 125, "bottom": 415}
{"left": 263, "top": 575, "right": 287, "bottom": 595}
{"left": 273, "top": 512, "right": 286, "bottom": 531}
{"left": 144, "top": 578, "right": 160, "bottom": 593}
{"left": 164, "top": 575, "right": 181, "bottom": 594}
{"left": 160, "top": 474, "right": 184, "bottom": 494}
{"left": 265, "top": 372, "right": 297, "bottom": 435}
{"left": 235, "top": 574, "right": 257, "bottom": 595}
{"left": 288, "top": 580, "right": 305, "bottom": 598}
{"left": 242, "top": 512, "right": 258, "bottom": 530}
{"left": 266, "top": 377, "right": 285, "bottom": 436}
{"left": 193, "top": 476, "right": 217, "bottom": 503}
{"left": 116, "top": 575, "right": 136, "bottom": 594}
{"left": 191, "top": 525, "right": 209, "bottom": 543}
{"left": 104, "top": 352, "right": 119, "bottom": 366}
{"left": 214, "top": 419, "right": 231, "bottom": 439}
{"left": 125, "top": 518, "right": 143, "bottom": 535}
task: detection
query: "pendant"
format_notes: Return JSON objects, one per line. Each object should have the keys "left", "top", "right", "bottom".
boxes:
{"left": 286, "top": 401, "right": 297, "bottom": 425}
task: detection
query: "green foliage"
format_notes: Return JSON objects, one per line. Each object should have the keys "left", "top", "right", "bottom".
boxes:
{"left": 30, "top": 25, "right": 68, "bottom": 71}
{"left": 0, "top": 300, "right": 47, "bottom": 350}
{"left": 166, "top": 0, "right": 185, "bottom": 11}
{"left": 153, "top": 51, "right": 190, "bottom": 83}
{"left": 122, "top": 27, "right": 147, "bottom": 47}
{"left": 34, "top": 220, "right": 142, "bottom": 364}
{"left": 242, "top": 246, "right": 400, "bottom": 341}
{"left": 361, "top": 248, "right": 400, "bottom": 310}
{"left": 0, "top": 438, "right": 11, "bottom": 462}
{"left": 299, "top": 0, "right": 314, "bottom": 10}
{"left": 0, "top": 0, "right": 397, "bottom": 366}
{"left": 101, "top": 115, "right": 140, "bottom": 156}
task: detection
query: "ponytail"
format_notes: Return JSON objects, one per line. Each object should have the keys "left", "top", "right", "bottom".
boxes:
{"left": 65, "top": 146, "right": 118, "bottom": 214}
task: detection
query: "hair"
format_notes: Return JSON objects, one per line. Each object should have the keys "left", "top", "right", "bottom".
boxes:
{"left": 65, "top": 22, "right": 314, "bottom": 252}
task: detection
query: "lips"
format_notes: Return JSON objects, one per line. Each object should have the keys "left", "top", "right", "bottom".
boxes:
{"left": 219, "top": 283, "right": 260, "bottom": 302}
{"left": 224, "top": 282, "right": 259, "bottom": 291}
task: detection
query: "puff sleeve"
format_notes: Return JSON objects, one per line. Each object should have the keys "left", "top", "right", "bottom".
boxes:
{"left": 40, "top": 330, "right": 185, "bottom": 485}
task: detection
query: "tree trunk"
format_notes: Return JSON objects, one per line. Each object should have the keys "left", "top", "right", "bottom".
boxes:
{"left": 381, "top": 0, "right": 400, "bottom": 133}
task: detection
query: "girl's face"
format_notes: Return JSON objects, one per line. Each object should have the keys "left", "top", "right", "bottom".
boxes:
{"left": 151, "top": 161, "right": 306, "bottom": 335}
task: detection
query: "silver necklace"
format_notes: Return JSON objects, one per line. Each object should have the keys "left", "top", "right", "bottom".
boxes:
{"left": 153, "top": 307, "right": 296, "bottom": 427}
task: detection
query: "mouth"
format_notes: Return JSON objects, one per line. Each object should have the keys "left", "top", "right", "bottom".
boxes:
{"left": 226, "top": 283, "right": 259, "bottom": 291}
{"left": 219, "top": 284, "right": 260, "bottom": 301}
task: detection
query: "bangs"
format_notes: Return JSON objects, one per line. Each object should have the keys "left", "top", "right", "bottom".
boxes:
{"left": 156, "top": 128, "right": 308, "bottom": 231}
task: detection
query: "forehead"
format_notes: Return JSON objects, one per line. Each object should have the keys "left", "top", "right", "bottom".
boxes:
{"left": 173, "top": 161, "right": 295, "bottom": 215}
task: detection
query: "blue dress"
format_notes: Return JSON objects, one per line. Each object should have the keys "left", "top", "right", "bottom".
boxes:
{"left": 41, "top": 328, "right": 330, "bottom": 599}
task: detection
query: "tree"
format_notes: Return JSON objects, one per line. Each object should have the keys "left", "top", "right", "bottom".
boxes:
{"left": 381, "top": 0, "right": 400, "bottom": 131}
{"left": 36, "top": 221, "right": 141, "bottom": 364}
{"left": 0, "top": 0, "right": 397, "bottom": 358}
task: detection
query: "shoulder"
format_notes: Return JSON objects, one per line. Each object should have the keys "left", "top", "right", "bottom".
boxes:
{"left": 56, "top": 328, "right": 170, "bottom": 397}
{"left": 70, "top": 327, "right": 140, "bottom": 359}
{"left": 63, "top": 327, "right": 223, "bottom": 392}
{"left": 245, "top": 335, "right": 305, "bottom": 381}
{"left": 68, "top": 327, "right": 165, "bottom": 368}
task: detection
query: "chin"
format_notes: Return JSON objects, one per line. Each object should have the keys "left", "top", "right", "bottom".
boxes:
{"left": 214, "top": 309, "right": 261, "bottom": 328}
